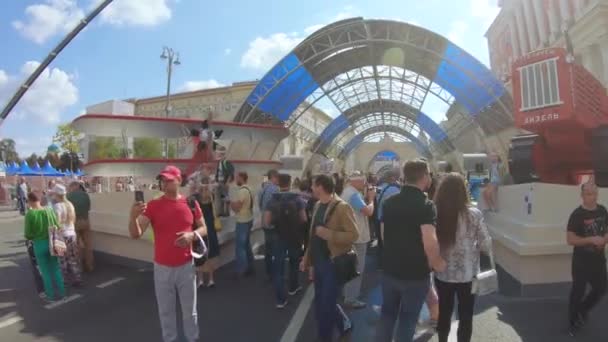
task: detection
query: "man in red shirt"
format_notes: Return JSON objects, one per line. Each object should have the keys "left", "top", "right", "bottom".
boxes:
{"left": 129, "top": 165, "right": 207, "bottom": 342}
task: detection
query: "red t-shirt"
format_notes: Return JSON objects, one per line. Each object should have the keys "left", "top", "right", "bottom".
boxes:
{"left": 144, "top": 195, "right": 203, "bottom": 267}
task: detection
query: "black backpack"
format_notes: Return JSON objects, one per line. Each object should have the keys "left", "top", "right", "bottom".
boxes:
{"left": 271, "top": 193, "right": 301, "bottom": 245}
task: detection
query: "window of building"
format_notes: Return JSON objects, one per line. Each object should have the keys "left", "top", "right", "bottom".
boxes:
{"left": 519, "top": 57, "right": 561, "bottom": 111}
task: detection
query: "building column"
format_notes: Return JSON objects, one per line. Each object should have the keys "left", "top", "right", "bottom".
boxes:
{"left": 581, "top": 47, "right": 593, "bottom": 74}
{"left": 598, "top": 39, "right": 608, "bottom": 86}
{"left": 522, "top": 0, "right": 539, "bottom": 50}
{"left": 559, "top": 0, "right": 573, "bottom": 30}
{"left": 532, "top": 0, "right": 549, "bottom": 47}
{"left": 548, "top": 0, "right": 561, "bottom": 41}
{"left": 513, "top": 3, "right": 529, "bottom": 55}
{"left": 508, "top": 16, "right": 521, "bottom": 58}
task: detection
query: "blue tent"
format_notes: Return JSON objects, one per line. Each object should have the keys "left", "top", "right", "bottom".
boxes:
{"left": 18, "top": 161, "right": 37, "bottom": 176}
{"left": 74, "top": 169, "right": 84, "bottom": 177}
{"left": 41, "top": 161, "right": 63, "bottom": 177}
{"left": 31, "top": 162, "right": 42, "bottom": 174}
{"left": 6, "top": 161, "right": 19, "bottom": 175}
{"left": 63, "top": 169, "right": 72, "bottom": 177}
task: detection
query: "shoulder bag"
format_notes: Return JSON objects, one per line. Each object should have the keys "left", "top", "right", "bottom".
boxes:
{"left": 46, "top": 208, "right": 67, "bottom": 257}
{"left": 187, "top": 197, "right": 208, "bottom": 264}
{"left": 471, "top": 211, "right": 498, "bottom": 295}
{"left": 325, "top": 201, "right": 359, "bottom": 286}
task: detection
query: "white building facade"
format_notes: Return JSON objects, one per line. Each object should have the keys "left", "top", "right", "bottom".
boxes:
{"left": 486, "top": 0, "right": 608, "bottom": 86}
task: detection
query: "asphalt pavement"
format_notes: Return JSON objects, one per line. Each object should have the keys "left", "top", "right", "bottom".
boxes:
{"left": 1, "top": 215, "right": 608, "bottom": 342}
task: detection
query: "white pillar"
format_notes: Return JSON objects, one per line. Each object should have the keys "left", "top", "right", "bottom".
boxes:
{"left": 559, "top": 0, "right": 573, "bottom": 30}
{"left": 548, "top": 1, "right": 561, "bottom": 41}
{"left": 513, "top": 3, "right": 529, "bottom": 54}
{"left": 532, "top": 0, "right": 549, "bottom": 46}
{"left": 508, "top": 15, "right": 521, "bottom": 58}
{"left": 522, "top": 0, "right": 539, "bottom": 50}
{"left": 600, "top": 40, "right": 608, "bottom": 87}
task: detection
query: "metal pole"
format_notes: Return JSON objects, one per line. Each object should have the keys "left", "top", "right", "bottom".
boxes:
{"left": 165, "top": 54, "right": 172, "bottom": 158}
{"left": 0, "top": 0, "right": 114, "bottom": 125}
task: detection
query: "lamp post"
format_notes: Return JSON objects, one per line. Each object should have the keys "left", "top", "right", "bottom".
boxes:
{"left": 160, "top": 46, "right": 181, "bottom": 158}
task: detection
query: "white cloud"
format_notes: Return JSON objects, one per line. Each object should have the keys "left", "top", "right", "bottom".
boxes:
{"left": 99, "top": 0, "right": 173, "bottom": 27}
{"left": 470, "top": 0, "right": 500, "bottom": 29}
{"left": 447, "top": 20, "right": 468, "bottom": 45}
{"left": 13, "top": 0, "right": 175, "bottom": 43}
{"left": 240, "top": 33, "right": 303, "bottom": 70}
{"left": 242, "top": 6, "right": 358, "bottom": 71}
{"left": 0, "top": 61, "right": 79, "bottom": 124}
{"left": 180, "top": 80, "right": 225, "bottom": 92}
{"left": 12, "top": 0, "right": 84, "bottom": 44}
{"left": 14, "top": 136, "right": 54, "bottom": 157}
{"left": 224, "top": 48, "right": 232, "bottom": 56}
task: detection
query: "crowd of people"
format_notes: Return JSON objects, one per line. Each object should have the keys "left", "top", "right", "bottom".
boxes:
{"left": 18, "top": 155, "right": 608, "bottom": 342}
{"left": 22, "top": 180, "right": 92, "bottom": 302}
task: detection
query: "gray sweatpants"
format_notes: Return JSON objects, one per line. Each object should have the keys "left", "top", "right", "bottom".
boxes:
{"left": 154, "top": 262, "right": 199, "bottom": 342}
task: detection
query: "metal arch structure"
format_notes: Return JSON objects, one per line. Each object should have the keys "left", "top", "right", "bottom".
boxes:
{"left": 233, "top": 17, "right": 513, "bottom": 160}
{"left": 311, "top": 99, "right": 451, "bottom": 157}
{"left": 336, "top": 125, "right": 432, "bottom": 160}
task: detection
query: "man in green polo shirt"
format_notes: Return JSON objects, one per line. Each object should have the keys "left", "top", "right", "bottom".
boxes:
{"left": 67, "top": 181, "right": 93, "bottom": 272}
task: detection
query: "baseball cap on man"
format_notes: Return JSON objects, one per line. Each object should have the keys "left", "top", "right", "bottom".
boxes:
{"left": 158, "top": 165, "right": 182, "bottom": 181}
{"left": 348, "top": 170, "right": 365, "bottom": 181}
{"left": 51, "top": 184, "right": 67, "bottom": 196}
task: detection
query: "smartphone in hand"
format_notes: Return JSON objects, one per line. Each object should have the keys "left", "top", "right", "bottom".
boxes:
{"left": 135, "top": 190, "right": 145, "bottom": 203}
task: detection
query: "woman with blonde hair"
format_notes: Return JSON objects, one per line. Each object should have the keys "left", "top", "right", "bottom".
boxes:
{"left": 433, "top": 173, "right": 492, "bottom": 342}
{"left": 51, "top": 184, "right": 83, "bottom": 286}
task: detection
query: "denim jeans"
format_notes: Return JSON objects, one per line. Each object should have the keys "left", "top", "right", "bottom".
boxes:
{"left": 272, "top": 236, "right": 301, "bottom": 303}
{"left": 314, "top": 259, "right": 350, "bottom": 342}
{"left": 375, "top": 274, "right": 430, "bottom": 342}
{"left": 235, "top": 221, "right": 254, "bottom": 274}
{"left": 263, "top": 228, "right": 276, "bottom": 278}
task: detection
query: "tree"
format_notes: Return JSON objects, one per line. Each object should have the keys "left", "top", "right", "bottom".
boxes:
{"left": 58, "top": 152, "right": 81, "bottom": 172}
{"left": 53, "top": 124, "right": 81, "bottom": 153}
{"left": 90, "top": 137, "right": 122, "bottom": 159}
{"left": 0, "top": 138, "right": 20, "bottom": 162}
{"left": 133, "top": 137, "right": 162, "bottom": 158}
{"left": 26, "top": 153, "right": 39, "bottom": 167}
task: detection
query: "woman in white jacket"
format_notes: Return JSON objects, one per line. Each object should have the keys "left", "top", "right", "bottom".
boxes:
{"left": 51, "top": 184, "right": 83, "bottom": 287}
{"left": 433, "top": 173, "right": 492, "bottom": 342}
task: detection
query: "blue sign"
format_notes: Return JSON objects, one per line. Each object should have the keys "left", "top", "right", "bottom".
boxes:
{"left": 373, "top": 150, "right": 399, "bottom": 162}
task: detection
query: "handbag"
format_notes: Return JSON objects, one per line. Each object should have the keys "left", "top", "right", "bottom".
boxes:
{"left": 472, "top": 252, "right": 499, "bottom": 296}
{"left": 46, "top": 208, "right": 67, "bottom": 257}
{"left": 187, "top": 197, "right": 209, "bottom": 265}
{"left": 323, "top": 201, "right": 359, "bottom": 286}
{"left": 211, "top": 201, "right": 222, "bottom": 231}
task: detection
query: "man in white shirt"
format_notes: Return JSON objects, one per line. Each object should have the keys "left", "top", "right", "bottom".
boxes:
{"left": 341, "top": 171, "right": 375, "bottom": 309}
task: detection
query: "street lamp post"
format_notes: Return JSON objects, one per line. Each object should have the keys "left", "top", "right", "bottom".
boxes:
{"left": 160, "top": 47, "right": 181, "bottom": 159}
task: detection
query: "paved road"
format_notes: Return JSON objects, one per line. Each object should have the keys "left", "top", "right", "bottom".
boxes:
{"left": 1, "top": 215, "right": 607, "bottom": 341}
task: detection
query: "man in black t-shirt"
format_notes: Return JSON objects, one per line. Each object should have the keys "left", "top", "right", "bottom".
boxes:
{"left": 566, "top": 182, "right": 608, "bottom": 336}
{"left": 375, "top": 159, "right": 446, "bottom": 342}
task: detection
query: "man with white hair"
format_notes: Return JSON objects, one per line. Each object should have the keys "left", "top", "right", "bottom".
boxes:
{"left": 341, "top": 170, "right": 375, "bottom": 309}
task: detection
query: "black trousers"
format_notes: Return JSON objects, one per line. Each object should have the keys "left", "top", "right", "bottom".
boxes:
{"left": 568, "top": 256, "right": 607, "bottom": 325}
{"left": 435, "top": 278, "right": 475, "bottom": 342}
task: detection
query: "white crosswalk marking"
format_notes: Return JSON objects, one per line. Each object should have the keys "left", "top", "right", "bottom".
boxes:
{"left": 96, "top": 277, "right": 126, "bottom": 288}
{"left": 44, "top": 294, "right": 82, "bottom": 310}
{"left": 0, "top": 316, "right": 23, "bottom": 329}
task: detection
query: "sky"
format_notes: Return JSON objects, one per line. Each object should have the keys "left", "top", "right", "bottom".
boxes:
{"left": 0, "top": 0, "right": 500, "bottom": 157}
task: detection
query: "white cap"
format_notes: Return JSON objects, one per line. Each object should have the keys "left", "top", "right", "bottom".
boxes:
{"left": 51, "top": 184, "right": 67, "bottom": 196}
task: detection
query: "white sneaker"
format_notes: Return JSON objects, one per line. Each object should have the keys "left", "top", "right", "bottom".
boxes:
{"left": 288, "top": 286, "right": 302, "bottom": 296}
{"left": 276, "top": 300, "right": 288, "bottom": 309}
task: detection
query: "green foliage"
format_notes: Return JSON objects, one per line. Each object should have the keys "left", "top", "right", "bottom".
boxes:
{"left": 0, "top": 138, "right": 19, "bottom": 161}
{"left": 90, "top": 137, "right": 122, "bottom": 159}
{"left": 133, "top": 137, "right": 162, "bottom": 158}
{"left": 53, "top": 124, "right": 81, "bottom": 153}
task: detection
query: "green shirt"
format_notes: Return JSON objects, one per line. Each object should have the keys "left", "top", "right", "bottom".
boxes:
{"left": 67, "top": 190, "right": 91, "bottom": 219}
{"left": 24, "top": 208, "right": 59, "bottom": 241}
